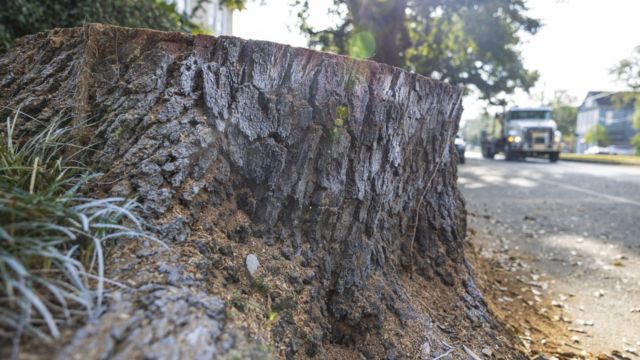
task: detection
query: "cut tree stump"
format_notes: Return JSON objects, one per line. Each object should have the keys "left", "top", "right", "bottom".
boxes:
{"left": 0, "top": 24, "right": 525, "bottom": 359}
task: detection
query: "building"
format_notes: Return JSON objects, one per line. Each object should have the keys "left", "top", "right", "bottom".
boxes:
{"left": 169, "top": 0, "right": 233, "bottom": 36}
{"left": 576, "top": 91, "right": 638, "bottom": 154}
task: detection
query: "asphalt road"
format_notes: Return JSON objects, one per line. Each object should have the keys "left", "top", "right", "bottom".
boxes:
{"left": 459, "top": 151, "right": 640, "bottom": 356}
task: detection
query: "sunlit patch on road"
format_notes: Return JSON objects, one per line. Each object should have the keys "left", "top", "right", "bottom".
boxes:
{"left": 459, "top": 154, "right": 640, "bottom": 356}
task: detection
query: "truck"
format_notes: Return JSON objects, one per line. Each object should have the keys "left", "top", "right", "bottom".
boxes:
{"left": 480, "top": 107, "right": 562, "bottom": 162}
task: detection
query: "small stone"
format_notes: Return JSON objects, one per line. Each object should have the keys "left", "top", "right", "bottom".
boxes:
{"left": 419, "top": 341, "right": 430, "bottom": 359}
{"left": 482, "top": 347, "right": 493, "bottom": 357}
{"left": 246, "top": 254, "right": 260, "bottom": 276}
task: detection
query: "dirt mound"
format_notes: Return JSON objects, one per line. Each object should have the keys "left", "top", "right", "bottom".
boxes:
{"left": 1, "top": 24, "right": 524, "bottom": 358}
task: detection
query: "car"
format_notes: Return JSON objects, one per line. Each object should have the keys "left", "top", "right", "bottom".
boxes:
{"left": 609, "top": 145, "right": 636, "bottom": 155}
{"left": 584, "top": 146, "right": 610, "bottom": 155}
{"left": 454, "top": 135, "right": 466, "bottom": 164}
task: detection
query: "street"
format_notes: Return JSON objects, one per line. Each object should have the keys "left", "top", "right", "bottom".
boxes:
{"left": 459, "top": 151, "right": 640, "bottom": 356}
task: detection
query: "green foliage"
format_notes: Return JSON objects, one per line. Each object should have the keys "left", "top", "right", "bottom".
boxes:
{"left": 219, "top": 0, "right": 249, "bottom": 11}
{"left": 631, "top": 133, "right": 640, "bottom": 155}
{"left": 0, "top": 0, "right": 221, "bottom": 52}
{"left": 584, "top": 124, "right": 610, "bottom": 147}
{"left": 611, "top": 46, "right": 640, "bottom": 91}
{"left": 0, "top": 108, "right": 158, "bottom": 347}
{"left": 610, "top": 47, "right": 640, "bottom": 151}
{"left": 550, "top": 91, "right": 577, "bottom": 149}
{"left": 461, "top": 111, "right": 495, "bottom": 146}
{"left": 295, "top": 0, "right": 540, "bottom": 104}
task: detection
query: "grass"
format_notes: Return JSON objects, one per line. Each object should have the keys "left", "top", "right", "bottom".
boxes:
{"left": 560, "top": 152, "right": 640, "bottom": 166}
{"left": 0, "top": 107, "right": 158, "bottom": 352}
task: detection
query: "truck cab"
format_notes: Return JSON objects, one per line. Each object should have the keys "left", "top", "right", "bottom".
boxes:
{"left": 481, "top": 107, "right": 562, "bottom": 162}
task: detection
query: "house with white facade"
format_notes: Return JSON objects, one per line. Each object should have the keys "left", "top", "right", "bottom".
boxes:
{"left": 576, "top": 91, "right": 637, "bottom": 153}
{"left": 169, "top": 0, "right": 233, "bottom": 35}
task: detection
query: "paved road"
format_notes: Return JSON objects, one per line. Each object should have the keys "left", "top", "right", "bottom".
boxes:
{"left": 459, "top": 151, "right": 640, "bottom": 356}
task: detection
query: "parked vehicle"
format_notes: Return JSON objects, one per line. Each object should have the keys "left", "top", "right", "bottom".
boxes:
{"left": 584, "top": 145, "right": 636, "bottom": 155}
{"left": 455, "top": 135, "right": 466, "bottom": 164}
{"left": 608, "top": 145, "right": 636, "bottom": 156}
{"left": 584, "top": 146, "right": 610, "bottom": 155}
{"left": 481, "top": 107, "right": 562, "bottom": 162}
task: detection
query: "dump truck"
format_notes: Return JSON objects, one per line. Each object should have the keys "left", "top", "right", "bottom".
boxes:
{"left": 481, "top": 107, "right": 562, "bottom": 162}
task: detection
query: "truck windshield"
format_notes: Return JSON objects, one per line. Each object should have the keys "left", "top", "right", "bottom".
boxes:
{"left": 508, "top": 111, "right": 551, "bottom": 120}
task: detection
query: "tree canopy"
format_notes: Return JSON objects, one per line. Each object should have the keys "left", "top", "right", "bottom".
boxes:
{"left": 611, "top": 46, "right": 640, "bottom": 93}
{"left": 295, "top": 0, "right": 540, "bottom": 104}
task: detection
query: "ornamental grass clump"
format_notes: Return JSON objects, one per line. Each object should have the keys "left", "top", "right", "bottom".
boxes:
{"left": 0, "top": 108, "right": 157, "bottom": 347}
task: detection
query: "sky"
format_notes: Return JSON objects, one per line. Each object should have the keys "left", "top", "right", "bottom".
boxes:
{"left": 233, "top": 0, "right": 640, "bottom": 120}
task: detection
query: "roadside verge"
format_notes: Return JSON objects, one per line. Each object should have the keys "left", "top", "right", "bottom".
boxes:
{"left": 560, "top": 153, "right": 640, "bottom": 166}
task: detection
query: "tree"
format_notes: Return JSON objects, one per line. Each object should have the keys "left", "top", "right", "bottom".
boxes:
{"left": 550, "top": 90, "right": 577, "bottom": 149}
{"left": 584, "top": 124, "right": 610, "bottom": 147}
{"left": 462, "top": 111, "right": 495, "bottom": 146}
{"left": 0, "top": 0, "right": 248, "bottom": 52}
{"left": 295, "top": 0, "right": 540, "bottom": 104}
{"left": 611, "top": 46, "right": 640, "bottom": 154}
{"left": 0, "top": 0, "right": 176, "bottom": 52}
{"left": 611, "top": 46, "right": 640, "bottom": 92}
{"left": 0, "top": 23, "right": 524, "bottom": 358}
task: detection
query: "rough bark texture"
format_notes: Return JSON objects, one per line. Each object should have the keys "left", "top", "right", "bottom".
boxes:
{"left": 0, "top": 24, "right": 523, "bottom": 359}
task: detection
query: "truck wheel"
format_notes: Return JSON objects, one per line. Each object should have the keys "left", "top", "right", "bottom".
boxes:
{"left": 549, "top": 152, "right": 559, "bottom": 163}
{"left": 482, "top": 147, "right": 493, "bottom": 159}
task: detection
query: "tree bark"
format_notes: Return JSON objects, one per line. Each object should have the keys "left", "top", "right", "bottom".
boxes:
{"left": 0, "top": 24, "right": 523, "bottom": 359}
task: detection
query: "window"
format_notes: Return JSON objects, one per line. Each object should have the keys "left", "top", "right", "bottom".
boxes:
{"left": 507, "top": 110, "right": 552, "bottom": 121}
{"left": 605, "top": 110, "right": 613, "bottom": 124}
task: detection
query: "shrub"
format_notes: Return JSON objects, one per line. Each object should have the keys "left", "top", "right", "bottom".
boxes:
{"left": 631, "top": 133, "right": 640, "bottom": 155}
{"left": 584, "top": 123, "right": 610, "bottom": 147}
{"left": 1, "top": 0, "right": 195, "bottom": 52}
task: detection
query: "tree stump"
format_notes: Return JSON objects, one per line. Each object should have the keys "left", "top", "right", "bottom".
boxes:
{"left": 0, "top": 24, "right": 524, "bottom": 359}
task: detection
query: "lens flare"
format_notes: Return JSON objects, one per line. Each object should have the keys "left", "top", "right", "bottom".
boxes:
{"left": 347, "top": 31, "right": 376, "bottom": 59}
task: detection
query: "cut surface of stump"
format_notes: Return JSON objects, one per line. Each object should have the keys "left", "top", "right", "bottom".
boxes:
{"left": 0, "top": 24, "right": 525, "bottom": 359}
